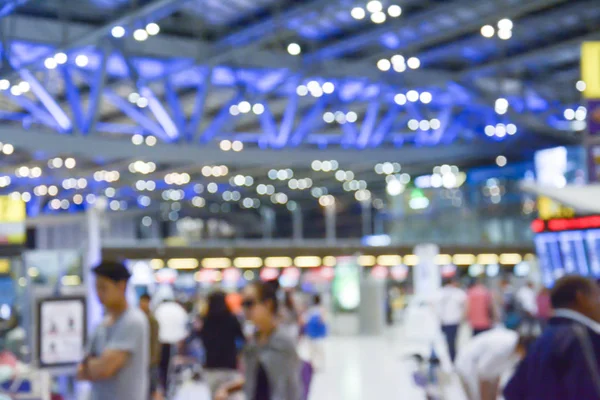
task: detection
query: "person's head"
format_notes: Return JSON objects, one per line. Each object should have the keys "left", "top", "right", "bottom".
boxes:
{"left": 92, "top": 261, "right": 131, "bottom": 310}
{"left": 313, "top": 294, "right": 322, "bottom": 306}
{"left": 139, "top": 293, "right": 151, "bottom": 313}
{"left": 444, "top": 278, "right": 458, "bottom": 287}
{"left": 551, "top": 275, "right": 600, "bottom": 323}
{"left": 242, "top": 281, "right": 278, "bottom": 331}
{"left": 206, "top": 291, "right": 230, "bottom": 318}
{"left": 527, "top": 281, "right": 535, "bottom": 289}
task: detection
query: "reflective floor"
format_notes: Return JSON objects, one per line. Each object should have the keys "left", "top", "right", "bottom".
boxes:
{"left": 309, "top": 329, "right": 427, "bottom": 400}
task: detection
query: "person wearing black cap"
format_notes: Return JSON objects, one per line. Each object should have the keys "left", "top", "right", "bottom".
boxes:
{"left": 77, "top": 261, "right": 149, "bottom": 400}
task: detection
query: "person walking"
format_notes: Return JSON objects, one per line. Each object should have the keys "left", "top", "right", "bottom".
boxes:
{"left": 77, "top": 261, "right": 149, "bottom": 400}
{"left": 215, "top": 281, "right": 303, "bottom": 400}
{"left": 140, "top": 293, "right": 161, "bottom": 400}
{"left": 279, "top": 291, "right": 300, "bottom": 341}
{"left": 437, "top": 278, "right": 467, "bottom": 362}
{"left": 504, "top": 275, "right": 600, "bottom": 400}
{"left": 154, "top": 296, "right": 189, "bottom": 392}
{"left": 466, "top": 279, "right": 495, "bottom": 336}
{"left": 515, "top": 281, "right": 538, "bottom": 319}
{"left": 303, "top": 294, "right": 328, "bottom": 371}
{"left": 198, "top": 291, "right": 246, "bottom": 397}
{"left": 536, "top": 287, "right": 552, "bottom": 325}
{"left": 455, "top": 326, "right": 537, "bottom": 400}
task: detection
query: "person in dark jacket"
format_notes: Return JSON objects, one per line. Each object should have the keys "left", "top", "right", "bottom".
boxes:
{"left": 504, "top": 275, "right": 600, "bottom": 400}
{"left": 198, "top": 290, "right": 246, "bottom": 396}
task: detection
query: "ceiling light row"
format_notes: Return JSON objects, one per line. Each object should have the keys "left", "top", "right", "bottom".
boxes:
{"left": 111, "top": 23, "right": 160, "bottom": 41}
{"left": 407, "top": 118, "right": 441, "bottom": 131}
{"left": 268, "top": 169, "right": 294, "bottom": 181}
{"left": 132, "top": 134, "right": 157, "bottom": 146}
{"left": 323, "top": 111, "right": 358, "bottom": 124}
{"left": 564, "top": 106, "right": 587, "bottom": 121}
{"left": 220, "top": 140, "right": 244, "bottom": 152}
{"left": 201, "top": 165, "right": 229, "bottom": 177}
{"left": 164, "top": 172, "right": 191, "bottom": 186}
{"left": 311, "top": 160, "right": 339, "bottom": 172}
{"left": 297, "top": 81, "right": 335, "bottom": 98}
{"left": 288, "top": 178, "right": 313, "bottom": 190}
{"left": 375, "top": 162, "right": 401, "bottom": 175}
{"left": 129, "top": 161, "right": 156, "bottom": 174}
{"left": 230, "top": 175, "right": 254, "bottom": 187}
{"left": 481, "top": 18, "right": 513, "bottom": 40}
{"left": 230, "top": 101, "right": 264, "bottom": 116}
{"left": 15, "top": 166, "right": 42, "bottom": 179}
{"left": 394, "top": 90, "right": 432, "bottom": 105}
{"left": 351, "top": 1, "right": 401, "bottom": 23}
{"left": 93, "top": 170, "right": 120, "bottom": 183}
{"left": 484, "top": 123, "right": 517, "bottom": 138}
{"left": 377, "top": 55, "right": 420, "bottom": 72}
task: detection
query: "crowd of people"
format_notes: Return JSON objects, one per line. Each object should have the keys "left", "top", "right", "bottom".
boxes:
{"left": 435, "top": 275, "right": 600, "bottom": 400}
{"left": 76, "top": 259, "right": 600, "bottom": 400}
{"left": 78, "top": 261, "right": 327, "bottom": 400}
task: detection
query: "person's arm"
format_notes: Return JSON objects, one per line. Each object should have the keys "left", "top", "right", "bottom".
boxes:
{"left": 480, "top": 377, "right": 500, "bottom": 400}
{"left": 77, "top": 359, "right": 91, "bottom": 381}
{"left": 85, "top": 312, "right": 147, "bottom": 381}
{"left": 214, "top": 376, "right": 245, "bottom": 400}
{"left": 83, "top": 350, "right": 130, "bottom": 381}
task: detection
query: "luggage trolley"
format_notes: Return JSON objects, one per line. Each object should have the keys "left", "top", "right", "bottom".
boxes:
{"left": 410, "top": 353, "right": 444, "bottom": 400}
{"left": 166, "top": 356, "right": 210, "bottom": 400}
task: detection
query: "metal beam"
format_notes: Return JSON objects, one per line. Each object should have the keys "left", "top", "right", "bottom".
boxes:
{"left": 1, "top": 124, "right": 517, "bottom": 166}
{"left": 0, "top": 0, "right": 29, "bottom": 18}
{"left": 307, "top": 0, "right": 569, "bottom": 64}
{"left": 463, "top": 31, "right": 600, "bottom": 78}
{"left": 8, "top": 0, "right": 196, "bottom": 75}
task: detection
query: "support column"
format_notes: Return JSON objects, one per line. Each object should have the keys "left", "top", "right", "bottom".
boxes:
{"left": 361, "top": 200, "right": 373, "bottom": 237}
{"left": 291, "top": 206, "right": 303, "bottom": 242}
{"left": 325, "top": 202, "right": 336, "bottom": 244}
{"left": 260, "top": 207, "right": 275, "bottom": 240}
{"left": 85, "top": 203, "right": 103, "bottom": 331}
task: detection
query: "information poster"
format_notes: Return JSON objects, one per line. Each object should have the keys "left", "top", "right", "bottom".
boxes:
{"left": 37, "top": 297, "right": 86, "bottom": 367}
{"left": 332, "top": 256, "right": 361, "bottom": 311}
{"left": 0, "top": 196, "right": 25, "bottom": 244}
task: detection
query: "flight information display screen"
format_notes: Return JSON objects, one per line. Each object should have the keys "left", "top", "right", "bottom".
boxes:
{"left": 535, "top": 226, "right": 600, "bottom": 287}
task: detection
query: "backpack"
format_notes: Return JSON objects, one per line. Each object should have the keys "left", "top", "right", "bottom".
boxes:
{"left": 304, "top": 311, "right": 327, "bottom": 339}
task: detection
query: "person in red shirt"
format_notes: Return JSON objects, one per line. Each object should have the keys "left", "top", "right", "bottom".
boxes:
{"left": 467, "top": 279, "right": 496, "bottom": 336}
{"left": 536, "top": 287, "right": 552, "bottom": 323}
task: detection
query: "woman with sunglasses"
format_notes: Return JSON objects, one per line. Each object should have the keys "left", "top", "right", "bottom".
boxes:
{"left": 215, "top": 281, "right": 303, "bottom": 400}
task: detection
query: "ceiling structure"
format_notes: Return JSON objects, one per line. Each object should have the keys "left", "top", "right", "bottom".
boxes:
{"left": 0, "top": 0, "right": 592, "bottom": 224}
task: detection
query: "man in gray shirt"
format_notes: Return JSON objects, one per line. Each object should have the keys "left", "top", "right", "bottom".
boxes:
{"left": 77, "top": 261, "right": 149, "bottom": 400}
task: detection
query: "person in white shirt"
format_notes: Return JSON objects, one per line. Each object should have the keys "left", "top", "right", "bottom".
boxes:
{"left": 437, "top": 279, "right": 467, "bottom": 361}
{"left": 154, "top": 298, "right": 190, "bottom": 392}
{"left": 455, "top": 327, "right": 536, "bottom": 400}
{"left": 516, "top": 282, "right": 538, "bottom": 317}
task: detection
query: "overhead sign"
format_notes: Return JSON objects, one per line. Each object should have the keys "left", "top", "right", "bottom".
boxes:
{"left": 0, "top": 196, "right": 25, "bottom": 244}
{"left": 582, "top": 42, "right": 600, "bottom": 99}
{"left": 531, "top": 216, "right": 600, "bottom": 233}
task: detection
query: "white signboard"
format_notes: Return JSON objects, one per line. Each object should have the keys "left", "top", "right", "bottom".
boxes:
{"left": 38, "top": 297, "right": 86, "bottom": 367}
{"left": 414, "top": 244, "right": 441, "bottom": 296}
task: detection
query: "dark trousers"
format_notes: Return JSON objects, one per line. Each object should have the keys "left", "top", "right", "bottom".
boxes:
{"left": 159, "top": 343, "right": 173, "bottom": 391}
{"left": 473, "top": 327, "right": 490, "bottom": 336}
{"left": 441, "top": 324, "right": 459, "bottom": 362}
